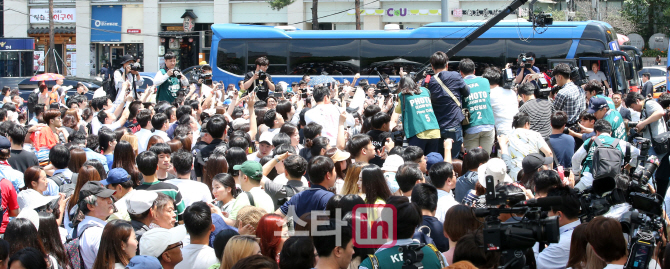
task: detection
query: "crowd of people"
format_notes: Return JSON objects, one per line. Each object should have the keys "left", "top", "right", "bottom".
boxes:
{"left": 0, "top": 49, "right": 667, "bottom": 269}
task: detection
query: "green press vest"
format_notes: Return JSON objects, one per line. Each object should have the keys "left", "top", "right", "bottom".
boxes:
{"left": 582, "top": 135, "right": 622, "bottom": 174}
{"left": 156, "top": 69, "right": 181, "bottom": 103}
{"left": 463, "top": 77, "right": 495, "bottom": 129}
{"left": 604, "top": 109, "right": 627, "bottom": 141}
{"left": 398, "top": 87, "right": 440, "bottom": 138}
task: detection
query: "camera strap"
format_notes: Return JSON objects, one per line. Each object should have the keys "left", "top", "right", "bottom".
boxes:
{"left": 427, "top": 243, "right": 447, "bottom": 268}
{"left": 434, "top": 75, "right": 461, "bottom": 108}
{"left": 367, "top": 254, "right": 380, "bottom": 269}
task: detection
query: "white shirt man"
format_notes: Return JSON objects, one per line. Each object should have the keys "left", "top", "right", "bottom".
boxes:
{"left": 304, "top": 87, "right": 354, "bottom": 146}
{"left": 489, "top": 84, "right": 519, "bottom": 136}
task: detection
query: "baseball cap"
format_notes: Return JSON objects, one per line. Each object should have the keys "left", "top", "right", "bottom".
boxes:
{"left": 233, "top": 161, "right": 263, "bottom": 181}
{"left": 0, "top": 136, "right": 10, "bottom": 150}
{"left": 125, "top": 256, "right": 163, "bottom": 269}
{"left": 140, "top": 225, "right": 187, "bottom": 258}
{"left": 477, "top": 158, "right": 513, "bottom": 188}
{"left": 125, "top": 190, "right": 159, "bottom": 215}
{"left": 258, "top": 131, "right": 274, "bottom": 145}
{"left": 522, "top": 153, "right": 553, "bottom": 173}
{"left": 77, "top": 181, "right": 116, "bottom": 203}
{"left": 100, "top": 168, "right": 131, "bottom": 185}
{"left": 587, "top": 97, "right": 609, "bottom": 114}
{"left": 381, "top": 155, "right": 404, "bottom": 172}
{"left": 426, "top": 152, "right": 444, "bottom": 171}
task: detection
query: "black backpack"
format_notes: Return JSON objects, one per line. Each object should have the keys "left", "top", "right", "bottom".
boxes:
{"left": 103, "top": 70, "right": 120, "bottom": 100}
{"left": 589, "top": 138, "right": 623, "bottom": 180}
{"left": 276, "top": 185, "right": 308, "bottom": 207}
{"left": 49, "top": 172, "right": 77, "bottom": 197}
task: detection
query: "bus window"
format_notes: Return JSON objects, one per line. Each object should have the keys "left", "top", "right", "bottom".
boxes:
{"left": 247, "top": 41, "right": 288, "bottom": 75}
{"left": 507, "top": 39, "right": 571, "bottom": 72}
{"left": 434, "top": 39, "right": 506, "bottom": 75}
{"left": 575, "top": 40, "right": 606, "bottom": 58}
{"left": 289, "top": 39, "right": 360, "bottom": 76}
{"left": 360, "top": 39, "right": 432, "bottom": 76}
{"left": 216, "top": 41, "right": 246, "bottom": 75}
{"left": 613, "top": 59, "right": 627, "bottom": 92}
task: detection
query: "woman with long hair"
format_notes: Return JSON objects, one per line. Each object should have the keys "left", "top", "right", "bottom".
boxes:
{"left": 112, "top": 141, "right": 142, "bottom": 186}
{"left": 146, "top": 135, "right": 165, "bottom": 151}
{"left": 391, "top": 75, "right": 441, "bottom": 155}
{"left": 68, "top": 148, "right": 87, "bottom": 175}
{"left": 98, "top": 128, "right": 117, "bottom": 170}
{"left": 4, "top": 218, "right": 51, "bottom": 267}
{"left": 567, "top": 223, "right": 589, "bottom": 269}
{"left": 275, "top": 100, "right": 295, "bottom": 123}
{"left": 64, "top": 165, "right": 101, "bottom": 235}
{"left": 279, "top": 123, "right": 302, "bottom": 151}
{"left": 220, "top": 235, "right": 261, "bottom": 269}
{"left": 120, "top": 133, "right": 139, "bottom": 156}
{"left": 91, "top": 219, "right": 137, "bottom": 269}
{"left": 212, "top": 173, "right": 239, "bottom": 215}
{"left": 167, "top": 140, "right": 183, "bottom": 153}
{"left": 203, "top": 154, "right": 229, "bottom": 192}
{"left": 16, "top": 166, "right": 56, "bottom": 210}
{"left": 359, "top": 165, "right": 392, "bottom": 205}
{"left": 38, "top": 212, "right": 68, "bottom": 269}
{"left": 226, "top": 147, "right": 248, "bottom": 177}
{"left": 256, "top": 214, "right": 286, "bottom": 263}
{"left": 340, "top": 162, "right": 365, "bottom": 195}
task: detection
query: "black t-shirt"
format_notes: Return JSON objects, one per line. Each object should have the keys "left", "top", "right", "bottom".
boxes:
{"left": 194, "top": 139, "right": 225, "bottom": 178}
{"left": 8, "top": 150, "right": 39, "bottom": 173}
{"left": 367, "top": 130, "right": 385, "bottom": 167}
{"left": 244, "top": 71, "right": 273, "bottom": 101}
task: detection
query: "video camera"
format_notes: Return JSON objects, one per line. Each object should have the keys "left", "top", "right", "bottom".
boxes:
{"left": 577, "top": 186, "right": 627, "bottom": 222}
{"left": 517, "top": 53, "right": 532, "bottom": 69}
{"left": 621, "top": 209, "right": 666, "bottom": 269}
{"left": 399, "top": 242, "right": 426, "bottom": 269}
{"left": 474, "top": 176, "right": 560, "bottom": 253}
{"left": 199, "top": 73, "right": 213, "bottom": 86}
{"left": 571, "top": 66, "right": 589, "bottom": 86}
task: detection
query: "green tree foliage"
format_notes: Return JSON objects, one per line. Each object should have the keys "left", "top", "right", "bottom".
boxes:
{"left": 621, "top": 0, "right": 670, "bottom": 38}
{"left": 268, "top": 0, "right": 294, "bottom": 10}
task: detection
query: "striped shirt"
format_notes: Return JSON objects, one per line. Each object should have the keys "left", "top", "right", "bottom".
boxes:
{"left": 519, "top": 98, "right": 554, "bottom": 138}
{"left": 136, "top": 181, "right": 186, "bottom": 220}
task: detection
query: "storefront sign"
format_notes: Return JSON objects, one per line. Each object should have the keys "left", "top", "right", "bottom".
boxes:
{"left": 183, "top": 16, "right": 195, "bottom": 32}
{"left": 34, "top": 51, "right": 45, "bottom": 72}
{"left": 66, "top": 44, "right": 76, "bottom": 75}
{"left": 347, "top": 9, "right": 441, "bottom": 16}
{"left": 127, "top": 29, "right": 141, "bottom": 34}
{"left": 91, "top": 6, "right": 122, "bottom": 42}
{"left": 452, "top": 8, "right": 528, "bottom": 17}
{"left": 0, "top": 38, "right": 34, "bottom": 50}
{"left": 30, "top": 8, "right": 76, "bottom": 23}
{"left": 166, "top": 26, "right": 183, "bottom": 31}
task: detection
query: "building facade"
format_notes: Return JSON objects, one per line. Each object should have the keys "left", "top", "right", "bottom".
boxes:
{"left": 4, "top": 0, "right": 591, "bottom": 78}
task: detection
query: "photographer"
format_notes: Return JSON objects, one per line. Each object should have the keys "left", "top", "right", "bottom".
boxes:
{"left": 626, "top": 91, "right": 669, "bottom": 195}
{"left": 243, "top": 56, "right": 275, "bottom": 101}
{"left": 535, "top": 185, "right": 581, "bottom": 269}
{"left": 460, "top": 59, "right": 495, "bottom": 154}
{"left": 358, "top": 196, "right": 447, "bottom": 269}
{"left": 114, "top": 54, "right": 144, "bottom": 101}
{"left": 518, "top": 82, "right": 553, "bottom": 138}
{"left": 585, "top": 217, "right": 628, "bottom": 268}
{"left": 513, "top": 52, "right": 540, "bottom": 86}
{"left": 571, "top": 120, "right": 639, "bottom": 191}
{"left": 553, "top": 63, "right": 586, "bottom": 126}
{"left": 391, "top": 76, "right": 440, "bottom": 155}
{"left": 587, "top": 98, "right": 627, "bottom": 141}
{"left": 155, "top": 52, "right": 189, "bottom": 103}
{"left": 423, "top": 51, "right": 470, "bottom": 158}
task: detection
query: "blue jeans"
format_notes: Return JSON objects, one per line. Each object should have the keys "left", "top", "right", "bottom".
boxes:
{"left": 439, "top": 126, "right": 463, "bottom": 160}
{"left": 408, "top": 136, "right": 440, "bottom": 156}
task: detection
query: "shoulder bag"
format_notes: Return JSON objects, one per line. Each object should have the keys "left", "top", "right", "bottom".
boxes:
{"left": 434, "top": 74, "right": 470, "bottom": 125}
{"left": 643, "top": 100, "right": 670, "bottom": 155}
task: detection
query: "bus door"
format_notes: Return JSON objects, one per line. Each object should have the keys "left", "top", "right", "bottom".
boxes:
{"left": 578, "top": 57, "right": 616, "bottom": 93}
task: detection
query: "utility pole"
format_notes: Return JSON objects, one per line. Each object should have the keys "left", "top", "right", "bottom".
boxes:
{"left": 312, "top": 0, "right": 319, "bottom": 30}
{"left": 441, "top": 0, "right": 448, "bottom": 22}
{"left": 355, "top": 0, "right": 361, "bottom": 30}
{"left": 48, "top": 0, "right": 57, "bottom": 73}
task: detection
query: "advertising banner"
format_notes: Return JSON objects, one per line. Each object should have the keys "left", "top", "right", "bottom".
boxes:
{"left": 91, "top": 6, "right": 122, "bottom": 42}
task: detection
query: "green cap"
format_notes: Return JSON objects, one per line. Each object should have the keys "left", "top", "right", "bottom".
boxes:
{"left": 233, "top": 161, "right": 263, "bottom": 181}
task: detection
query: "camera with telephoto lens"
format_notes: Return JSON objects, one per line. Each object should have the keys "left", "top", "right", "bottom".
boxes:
{"left": 130, "top": 63, "right": 141, "bottom": 72}
{"left": 398, "top": 242, "right": 426, "bottom": 269}
{"left": 577, "top": 185, "right": 627, "bottom": 222}
{"left": 620, "top": 209, "right": 666, "bottom": 269}
{"left": 628, "top": 138, "right": 659, "bottom": 194}
{"left": 171, "top": 68, "right": 182, "bottom": 80}
{"left": 474, "top": 175, "right": 560, "bottom": 254}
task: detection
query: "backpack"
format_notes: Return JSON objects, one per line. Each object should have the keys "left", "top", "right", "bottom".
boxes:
{"left": 276, "top": 185, "right": 308, "bottom": 206}
{"left": 589, "top": 138, "right": 623, "bottom": 180}
{"left": 27, "top": 92, "right": 39, "bottom": 113}
{"left": 64, "top": 224, "right": 93, "bottom": 269}
{"left": 103, "top": 71, "right": 120, "bottom": 101}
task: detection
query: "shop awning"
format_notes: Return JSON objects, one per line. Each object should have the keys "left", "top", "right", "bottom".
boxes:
{"left": 28, "top": 26, "right": 76, "bottom": 35}
{"left": 159, "top": 31, "right": 199, "bottom": 37}
{"left": 181, "top": 10, "right": 198, "bottom": 19}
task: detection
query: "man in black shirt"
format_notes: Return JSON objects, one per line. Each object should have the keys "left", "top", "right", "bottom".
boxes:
{"left": 195, "top": 115, "right": 228, "bottom": 180}
{"left": 243, "top": 56, "right": 275, "bottom": 101}
{"left": 366, "top": 111, "right": 391, "bottom": 167}
{"left": 7, "top": 124, "right": 37, "bottom": 173}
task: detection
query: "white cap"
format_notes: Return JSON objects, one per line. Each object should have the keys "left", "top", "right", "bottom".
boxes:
{"left": 17, "top": 209, "right": 39, "bottom": 231}
{"left": 381, "top": 155, "right": 404, "bottom": 172}
{"left": 258, "top": 131, "right": 275, "bottom": 145}
{"left": 125, "top": 190, "right": 159, "bottom": 215}
{"left": 140, "top": 225, "right": 187, "bottom": 258}
{"left": 232, "top": 118, "right": 249, "bottom": 130}
{"left": 24, "top": 195, "right": 60, "bottom": 211}
{"left": 92, "top": 88, "right": 107, "bottom": 99}
{"left": 477, "top": 158, "right": 513, "bottom": 188}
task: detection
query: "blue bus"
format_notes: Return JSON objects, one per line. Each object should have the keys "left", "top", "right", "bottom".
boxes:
{"left": 210, "top": 21, "right": 636, "bottom": 92}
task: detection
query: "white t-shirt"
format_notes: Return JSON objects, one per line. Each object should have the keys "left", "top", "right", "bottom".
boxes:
{"left": 175, "top": 244, "right": 219, "bottom": 269}
{"left": 304, "top": 103, "right": 354, "bottom": 146}
{"left": 247, "top": 152, "right": 261, "bottom": 162}
{"left": 508, "top": 128, "right": 548, "bottom": 170}
{"left": 136, "top": 128, "right": 153, "bottom": 153}
{"left": 272, "top": 173, "right": 309, "bottom": 186}
{"left": 165, "top": 178, "right": 213, "bottom": 208}
{"left": 489, "top": 86, "right": 519, "bottom": 135}
{"left": 641, "top": 100, "right": 667, "bottom": 141}
{"left": 229, "top": 186, "right": 275, "bottom": 220}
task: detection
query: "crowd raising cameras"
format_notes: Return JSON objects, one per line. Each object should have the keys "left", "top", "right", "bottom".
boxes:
{"left": 0, "top": 50, "right": 669, "bottom": 269}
